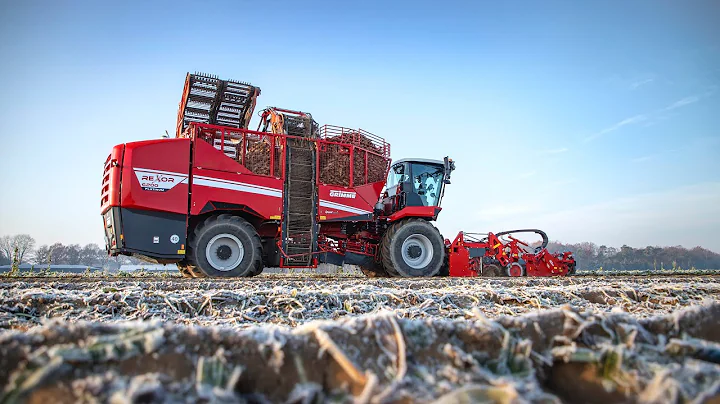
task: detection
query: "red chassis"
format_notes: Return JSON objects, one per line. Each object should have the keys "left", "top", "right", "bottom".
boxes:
{"left": 447, "top": 230, "right": 576, "bottom": 277}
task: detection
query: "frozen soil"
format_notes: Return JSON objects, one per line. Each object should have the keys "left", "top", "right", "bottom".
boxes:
{"left": 1, "top": 275, "right": 719, "bottom": 403}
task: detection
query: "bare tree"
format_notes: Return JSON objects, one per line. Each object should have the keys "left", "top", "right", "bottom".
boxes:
{"left": 0, "top": 234, "right": 36, "bottom": 265}
{"left": 0, "top": 249, "right": 9, "bottom": 265}
{"left": 0, "top": 236, "right": 11, "bottom": 264}
{"left": 34, "top": 245, "right": 51, "bottom": 266}
{"left": 79, "top": 243, "right": 106, "bottom": 267}
{"left": 15, "top": 234, "right": 35, "bottom": 264}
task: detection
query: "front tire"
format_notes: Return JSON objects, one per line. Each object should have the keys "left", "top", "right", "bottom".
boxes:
{"left": 188, "top": 214, "right": 264, "bottom": 277}
{"left": 381, "top": 219, "right": 445, "bottom": 277}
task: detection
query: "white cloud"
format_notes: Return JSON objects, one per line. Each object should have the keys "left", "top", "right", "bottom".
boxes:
{"left": 585, "top": 93, "right": 704, "bottom": 142}
{"left": 630, "top": 78, "right": 654, "bottom": 89}
{"left": 585, "top": 114, "right": 648, "bottom": 142}
{"left": 663, "top": 96, "right": 700, "bottom": 111}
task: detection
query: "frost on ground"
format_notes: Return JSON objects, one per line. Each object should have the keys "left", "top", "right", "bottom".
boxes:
{"left": 0, "top": 275, "right": 719, "bottom": 403}
{"left": 1, "top": 276, "right": 718, "bottom": 330}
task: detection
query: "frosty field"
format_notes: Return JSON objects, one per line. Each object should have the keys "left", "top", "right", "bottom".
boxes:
{"left": 1, "top": 274, "right": 719, "bottom": 403}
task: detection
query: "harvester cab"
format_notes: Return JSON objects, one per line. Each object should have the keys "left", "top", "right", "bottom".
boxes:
{"left": 383, "top": 158, "right": 454, "bottom": 212}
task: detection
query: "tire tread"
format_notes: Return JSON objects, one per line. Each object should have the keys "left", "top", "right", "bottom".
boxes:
{"left": 381, "top": 218, "right": 444, "bottom": 277}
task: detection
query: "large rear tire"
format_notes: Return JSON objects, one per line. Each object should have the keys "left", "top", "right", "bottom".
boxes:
{"left": 381, "top": 219, "right": 445, "bottom": 277}
{"left": 188, "top": 214, "right": 264, "bottom": 278}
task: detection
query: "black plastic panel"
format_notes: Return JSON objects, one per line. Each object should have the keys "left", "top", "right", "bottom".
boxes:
{"left": 120, "top": 208, "right": 187, "bottom": 258}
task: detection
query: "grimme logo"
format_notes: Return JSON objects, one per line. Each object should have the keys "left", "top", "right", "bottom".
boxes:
{"left": 134, "top": 169, "right": 187, "bottom": 192}
{"left": 329, "top": 190, "right": 356, "bottom": 199}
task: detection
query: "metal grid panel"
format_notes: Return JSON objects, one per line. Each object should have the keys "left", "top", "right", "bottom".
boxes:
{"left": 177, "top": 72, "right": 259, "bottom": 137}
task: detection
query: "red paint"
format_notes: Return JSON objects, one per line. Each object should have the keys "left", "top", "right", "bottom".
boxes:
{"left": 448, "top": 232, "right": 576, "bottom": 277}
{"left": 120, "top": 138, "right": 190, "bottom": 214}
{"left": 100, "top": 144, "right": 124, "bottom": 214}
{"left": 388, "top": 206, "right": 441, "bottom": 222}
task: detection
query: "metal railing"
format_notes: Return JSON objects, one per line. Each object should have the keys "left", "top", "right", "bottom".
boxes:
{"left": 184, "top": 122, "right": 392, "bottom": 187}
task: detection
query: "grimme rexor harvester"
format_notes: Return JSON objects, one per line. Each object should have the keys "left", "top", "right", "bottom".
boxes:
{"left": 101, "top": 72, "right": 576, "bottom": 278}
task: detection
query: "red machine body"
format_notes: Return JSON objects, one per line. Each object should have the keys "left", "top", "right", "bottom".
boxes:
{"left": 102, "top": 121, "right": 393, "bottom": 266}
{"left": 101, "top": 72, "right": 577, "bottom": 278}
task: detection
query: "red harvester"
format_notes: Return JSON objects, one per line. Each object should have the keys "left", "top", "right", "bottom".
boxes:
{"left": 101, "top": 72, "right": 576, "bottom": 278}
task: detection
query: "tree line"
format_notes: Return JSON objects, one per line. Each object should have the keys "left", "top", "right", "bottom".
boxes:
{"left": 0, "top": 234, "right": 143, "bottom": 269}
{"left": 2, "top": 233, "right": 720, "bottom": 271}
{"left": 545, "top": 241, "right": 720, "bottom": 271}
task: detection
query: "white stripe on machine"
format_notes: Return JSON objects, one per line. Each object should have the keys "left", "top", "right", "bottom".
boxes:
{"left": 319, "top": 200, "right": 372, "bottom": 215}
{"left": 193, "top": 175, "right": 372, "bottom": 215}
{"left": 193, "top": 176, "right": 282, "bottom": 198}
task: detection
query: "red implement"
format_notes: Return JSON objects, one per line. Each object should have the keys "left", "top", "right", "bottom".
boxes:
{"left": 447, "top": 230, "right": 576, "bottom": 277}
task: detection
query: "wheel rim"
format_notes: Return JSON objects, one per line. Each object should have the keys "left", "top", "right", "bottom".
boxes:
{"left": 507, "top": 263, "right": 523, "bottom": 277}
{"left": 205, "top": 233, "right": 244, "bottom": 271}
{"left": 401, "top": 234, "right": 434, "bottom": 269}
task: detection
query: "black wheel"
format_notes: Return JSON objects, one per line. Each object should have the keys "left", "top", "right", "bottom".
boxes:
{"left": 188, "top": 214, "right": 264, "bottom": 278}
{"left": 567, "top": 262, "right": 577, "bottom": 276}
{"left": 481, "top": 264, "right": 504, "bottom": 277}
{"left": 381, "top": 219, "right": 445, "bottom": 277}
{"left": 436, "top": 248, "right": 450, "bottom": 277}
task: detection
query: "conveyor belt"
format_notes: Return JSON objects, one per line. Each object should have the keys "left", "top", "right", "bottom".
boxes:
{"left": 281, "top": 113, "right": 318, "bottom": 267}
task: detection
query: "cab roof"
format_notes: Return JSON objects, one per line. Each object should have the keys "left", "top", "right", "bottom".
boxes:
{"left": 391, "top": 158, "right": 445, "bottom": 166}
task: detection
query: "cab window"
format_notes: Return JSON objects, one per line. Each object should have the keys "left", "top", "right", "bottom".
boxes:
{"left": 387, "top": 164, "right": 406, "bottom": 188}
{"left": 410, "top": 163, "right": 444, "bottom": 206}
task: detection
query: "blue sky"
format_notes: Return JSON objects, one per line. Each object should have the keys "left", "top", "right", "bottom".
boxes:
{"left": 0, "top": 1, "right": 718, "bottom": 251}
